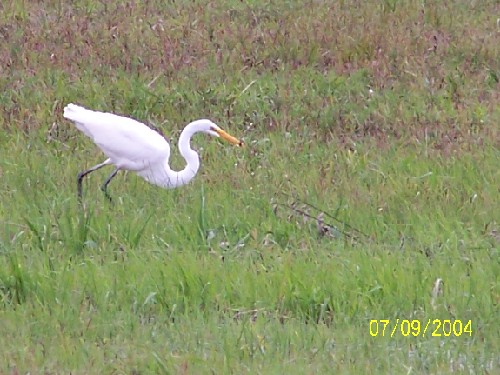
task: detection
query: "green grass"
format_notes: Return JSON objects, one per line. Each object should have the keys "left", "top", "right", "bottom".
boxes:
{"left": 0, "top": 0, "right": 499, "bottom": 373}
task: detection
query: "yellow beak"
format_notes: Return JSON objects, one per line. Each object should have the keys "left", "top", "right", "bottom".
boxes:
{"left": 216, "top": 128, "right": 244, "bottom": 147}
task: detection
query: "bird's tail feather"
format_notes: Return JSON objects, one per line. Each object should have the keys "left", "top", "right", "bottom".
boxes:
{"left": 63, "top": 103, "right": 96, "bottom": 138}
{"left": 63, "top": 103, "right": 88, "bottom": 122}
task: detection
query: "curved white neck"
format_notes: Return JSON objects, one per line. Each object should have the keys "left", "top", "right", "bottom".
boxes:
{"left": 156, "top": 122, "right": 201, "bottom": 188}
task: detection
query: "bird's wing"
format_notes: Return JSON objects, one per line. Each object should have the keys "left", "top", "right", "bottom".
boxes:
{"left": 64, "top": 104, "right": 170, "bottom": 170}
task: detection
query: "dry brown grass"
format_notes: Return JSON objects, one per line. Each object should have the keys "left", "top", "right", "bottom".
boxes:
{"left": 0, "top": 0, "right": 498, "bottom": 148}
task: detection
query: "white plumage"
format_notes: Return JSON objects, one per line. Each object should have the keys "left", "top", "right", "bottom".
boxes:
{"left": 63, "top": 103, "right": 243, "bottom": 200}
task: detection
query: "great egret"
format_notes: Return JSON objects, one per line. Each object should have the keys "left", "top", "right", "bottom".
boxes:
{"left": 63, "top": 103, "right": 243, "bottom": 200}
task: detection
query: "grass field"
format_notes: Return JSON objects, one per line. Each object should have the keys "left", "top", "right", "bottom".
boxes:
{"left": 0, "top": 0, "right": 499, "bottom": 373}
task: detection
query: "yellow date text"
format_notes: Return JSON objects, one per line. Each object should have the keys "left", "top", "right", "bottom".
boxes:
{"left": 369, "top": 319, "right": 472, "bottom": 338}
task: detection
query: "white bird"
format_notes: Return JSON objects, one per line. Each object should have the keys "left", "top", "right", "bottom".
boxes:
{"left": 63, "top": 103, "right": 243, "bottom": 201}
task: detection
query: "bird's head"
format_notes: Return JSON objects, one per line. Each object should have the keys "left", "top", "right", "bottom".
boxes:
{"left": 200, "top": 120, "right": 244, "bottom": 147}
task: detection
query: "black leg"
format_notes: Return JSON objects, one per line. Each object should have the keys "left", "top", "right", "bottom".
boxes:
{"left": 100, "top": 168, "right": 119, "bottom": 202}
{"left": 77, "top": 161, "right": 110, "bottom": 201}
